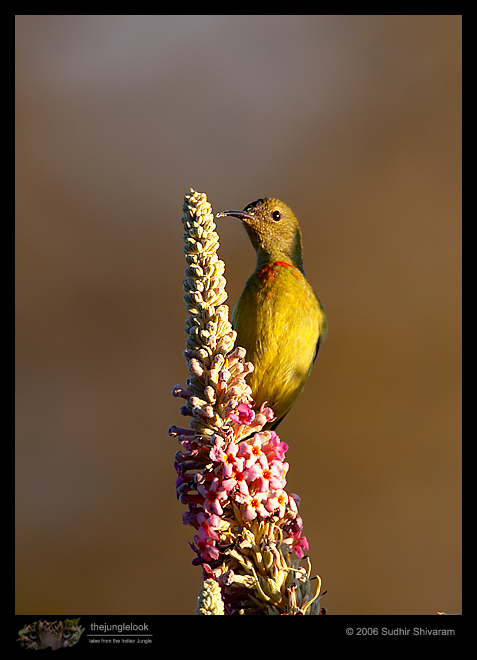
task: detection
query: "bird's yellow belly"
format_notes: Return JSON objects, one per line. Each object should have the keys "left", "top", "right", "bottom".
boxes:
{"left": 232, "top": 265, "right": 326, "bottom": 422}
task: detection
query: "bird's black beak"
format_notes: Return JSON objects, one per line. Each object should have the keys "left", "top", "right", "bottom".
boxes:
{"left": 215, "top": 210, "right": 255, "bottom": 221}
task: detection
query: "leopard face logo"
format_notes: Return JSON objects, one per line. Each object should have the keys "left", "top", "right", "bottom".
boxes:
{"left": 17, "top": 618, "right": 84, "bottom": 650}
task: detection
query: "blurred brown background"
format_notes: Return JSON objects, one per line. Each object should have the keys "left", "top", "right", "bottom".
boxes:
{"left": 15, "top": 15, "right": 461, "bottom": 615}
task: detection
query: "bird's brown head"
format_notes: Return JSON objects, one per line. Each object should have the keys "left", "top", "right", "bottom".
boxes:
{"left": 216, "top": 198, "right": 304, "bottom": 271}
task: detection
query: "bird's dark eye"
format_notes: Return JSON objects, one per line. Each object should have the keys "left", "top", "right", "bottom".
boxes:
{"left": 272, "top": 210, "right": 281, "bottom": 221}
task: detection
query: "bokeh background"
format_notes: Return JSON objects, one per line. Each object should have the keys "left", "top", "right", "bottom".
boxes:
{"left": 16, "top": 15, "right": 461, "bottom": 615}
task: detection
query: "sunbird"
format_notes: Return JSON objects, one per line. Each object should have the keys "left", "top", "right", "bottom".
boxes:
{"left": 216, "top": 198, "right": 327, "bottom": 429}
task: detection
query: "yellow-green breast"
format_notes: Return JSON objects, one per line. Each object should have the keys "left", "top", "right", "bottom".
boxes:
{"left": 233, "top": 259, "right": 327, "bottom": 424}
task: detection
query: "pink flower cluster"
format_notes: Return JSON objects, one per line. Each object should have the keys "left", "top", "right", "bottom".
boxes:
{"left": 173, "top": 402, "right": 309, "bottom": 571}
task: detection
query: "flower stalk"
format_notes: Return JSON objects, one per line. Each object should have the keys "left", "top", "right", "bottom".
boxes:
{"left": 169, "top": 189, "right": 325, "bottom": 615}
